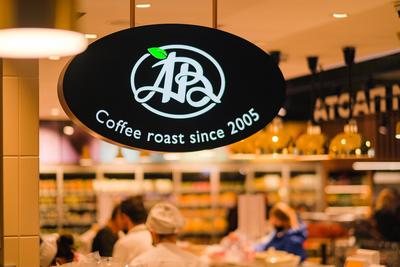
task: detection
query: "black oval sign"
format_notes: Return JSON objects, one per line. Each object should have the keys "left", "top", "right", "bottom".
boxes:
{"left": 59, "top": 24, "right": 285, "bottom": 152}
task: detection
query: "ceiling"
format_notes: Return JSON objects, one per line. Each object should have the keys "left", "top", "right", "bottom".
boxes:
{"left": 39, "top": 0, "right": 400, "bottom": 119}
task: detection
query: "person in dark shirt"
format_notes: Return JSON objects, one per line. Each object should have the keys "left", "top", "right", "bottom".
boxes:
{"left": 92, "top": 204, "right": 123, "bottom": 256}
{"left": 255, "top": 202, "right": 307, "bottom": 262}
{"left": 373, "top": 188, "right": 400, "bottom": 242}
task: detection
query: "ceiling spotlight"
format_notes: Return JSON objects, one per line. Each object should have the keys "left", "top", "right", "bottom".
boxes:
{"left": 136, "top": 3, "right": 151, "bottom": 8}
{"left": 278, "top": 107, "right": 287, "bottom": 117}
{"left": 332, "top": 13, "right": 348, "bottom": 19}
{"left": 84, "top": 34, "right": 98, "bottom": 39}
{"left": 48, "top": 56, "right": 60, "bottom": 60}
{"left": 63, "top": 126, "right": 74, "bottom": 136}
{"left": 379, "top": 126, "right": 388, "bottom": 135}
{"left": 50, "top": 108, "right": 60, "bottom": 116}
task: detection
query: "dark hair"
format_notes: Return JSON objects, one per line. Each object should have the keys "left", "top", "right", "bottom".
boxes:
{"left": 270, "top": 205, "right": 290, "bottom": 223}
{"left": 120, "top": 196, "right": 147, "bottom": 224}
{"left": 55, "top": 234, "right": 75, "bottom": 263}
{"left": 111, "top": 204, "right": 121, "bottom": 220}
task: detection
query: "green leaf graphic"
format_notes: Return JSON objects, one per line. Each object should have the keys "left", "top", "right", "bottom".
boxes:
{"left": 147, "top": 47, "right": 168, "bottom": 59}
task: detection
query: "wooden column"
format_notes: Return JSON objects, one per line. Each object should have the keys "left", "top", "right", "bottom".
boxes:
{"left": 1, "top": 59, "right": 40, "bottom": 267}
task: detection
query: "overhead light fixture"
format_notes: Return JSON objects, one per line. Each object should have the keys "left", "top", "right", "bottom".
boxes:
{"left": 80, "top": 145, "right": 93, "bottom": 166}
{"left": 330, "top": 119, "right": 362, "bottom": 155}
{"left": 163, "top": 153, "right": 181, "bottom": 161}
{"left": 256, "top": 117, "right": 290, "bottom": 154}
{"left": 50, "top": 108, "right": 60, "bottom": 116}
{"left": 329, "top": 47, "right": 370, "bottom": 156}
{"left": 113, "top": 147, "right": 127, "bottom": 164}
{"left": 296, "top": 56, "right": 327, "bottom": 155}
{"left": 333, "top": 13, "right": 348, "bottom": 19}
{"left": 256, "top": 51, "right": 290, "bottom": 154}
{"left": 296, "top": 121, "right": 326, "bottom": 155}
{"left": 136, "top": 3, "right": 151, "bottom": 8}
{"left": 0, "top": 0, "right": 88, "bottom": 58}
{"left": 63, "top": 125, "right": 74, "bottom": 136}
{"left": 48, "top": 56, "right": 61, "bottom": 60}
{"left": 278, "top": 107, "right": 287, "bottom": 117}
{"left": 84, "top": 33, "right": 97, "bottom": 39}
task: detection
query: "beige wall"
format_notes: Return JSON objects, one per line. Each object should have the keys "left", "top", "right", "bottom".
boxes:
{"left": 1, "top": 59, "right": 40, "bottom": 267}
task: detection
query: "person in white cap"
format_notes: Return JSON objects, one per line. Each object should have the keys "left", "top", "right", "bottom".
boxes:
{"left": 129, "top": 202, "right": 208, "bottom": 267}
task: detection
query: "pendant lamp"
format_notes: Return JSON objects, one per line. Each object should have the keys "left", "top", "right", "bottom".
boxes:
{"left": 255, "top": 51, "right": 291, "bottom": 154}
{"left": 296, "top": 56, "right": 326, "bottom": 155}
{"left": 257, "top": 117, "right": 291, "bottom": 154}
{"left": 329, "top": 47, "right": 364, "bottom": 156}
{"left": 113, "top": 147, "right": 127, "bottom": 164}
{"left": 0, "top": 0, "right": 88, "bottom": 58}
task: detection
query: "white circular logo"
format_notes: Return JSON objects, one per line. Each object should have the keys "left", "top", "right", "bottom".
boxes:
{"left": 130, "top": 44, "right": 225, "bottom": 119}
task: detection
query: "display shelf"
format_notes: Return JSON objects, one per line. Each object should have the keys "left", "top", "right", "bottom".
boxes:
{"left": 41, "top": 224, "right": 58, "bottom": 229}
{"left": 103, "top": 172, "right": 135, "bottom": 179}
{"left": 179, "top": 189, "right": 211, "bottom": 194}
{"left": 39, "top": 173, "right": 58, "bottom": 231}
{"left": 143, "top": 172, "right": 174, "bottom": 209}
{"left": 325, "top": 185, "right": 370, "bottom": 194}
{"left": 62, "top": 174, "right": 97, "bottom": 233}
{"left": 324, "top": 167, "right": 372, "bottom": 217}
{"left": 40, "top": 160, "right": 326, "bottom": 240}
{"left": 325, "top": 206, "right": 371, "bottom": 216}
{"left": 289, "top": 172, "right": 319, "bottom": 211}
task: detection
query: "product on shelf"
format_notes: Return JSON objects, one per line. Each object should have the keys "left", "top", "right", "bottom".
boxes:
{"left": 40, "top": 178, "right": 58, "bottom": 229}
{"left": 289, "top": 174, "right": 318, "bottom": 210}
{"left": 143, "top": 174, "right": 174, "bottom": 209}
{"left": 252, "top": 173, "right": 282, "bottom": 205}
{"left": 178, "top": 194, "right": 212, "bottom": 207}
{"left": 63, "top": 177, "right": 96, "bottom": 233}
{"left": 325, "top": 171, "right": 371, "bottom": 216}
{"left": 93, "top": 179, "right": 142, "bottom": 194}
{"left": 180, "top": 181, "right": 211, "bottom": 192}
{"left": 253, "top": 174, "right": 281, "bottom": 192}
{"left": 180, "top": 207, "right": 227, "bottom": 235}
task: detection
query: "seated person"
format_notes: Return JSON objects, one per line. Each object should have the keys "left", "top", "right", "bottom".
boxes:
{"left": 129, "top": 202, "right": 208, "bottom": 267}
{"left": 92, "top": 204, "right": 123, "bottom": 256}
{"left": 373, "top": 188, "right": 400, "bottom": 242}
{"left": 255, "top": 202, "right": 307, "bottom": 262}
{"left": 113, "top": 196, "right": 153, "bottom": 264}
{"left": 40, "top": 234, "right": 77, "bottom": 266}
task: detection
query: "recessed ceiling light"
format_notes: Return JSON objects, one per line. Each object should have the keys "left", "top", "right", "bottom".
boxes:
{"left": 63, "top": 126, "right": 74, "bottom": 136}
{"left": 332, "top": 13, "right": 348, "bottom": 19}
{"left": 136, "top": 3, "right": 151, "bottom": 8}
{"left": 84, "top": 34, "right": 97, "bottom": 39}
{"left": 48, "top": 56, "right": 60, "bottom": 60}
{"left": 50, "top": 108, "right": 60, "bottom": 116}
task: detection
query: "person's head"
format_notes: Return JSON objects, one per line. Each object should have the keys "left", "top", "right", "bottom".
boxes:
{"left": 120, "top": 196, "right": 147, "bottom": 231}
{"left": 146, "top": 202, "right": 185, "bottom": 245}
{"left": 53, "top": 234, "right": 75, "bottom": 265}
{"left": 375, "top": 188, "right": 400, "bottom": 212}
{"left": 269, "top": 202, "right": 296, "bottom": 232}
{"left": 110, "top": 204, "right": 123, "bottom": 232}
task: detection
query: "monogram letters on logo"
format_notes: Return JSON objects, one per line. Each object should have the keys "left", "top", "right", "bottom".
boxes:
{"left": 130, "top": 44, "right": 225, "bottom": 119}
